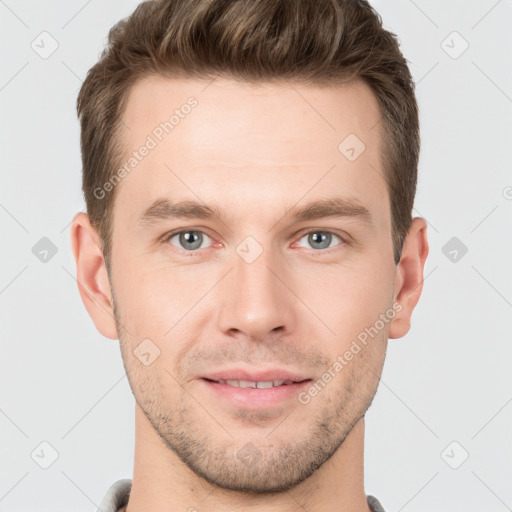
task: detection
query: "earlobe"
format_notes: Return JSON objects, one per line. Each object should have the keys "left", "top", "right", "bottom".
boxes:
{"left": 389, "top": 217, "right": 429, "bottom": 339}
{"left": 70, "top": 212, "right": 119, "bottom": 340}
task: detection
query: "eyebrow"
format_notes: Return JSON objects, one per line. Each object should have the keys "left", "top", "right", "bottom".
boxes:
{"left": 137, "top": 196, "right": 373, "bottom": 227}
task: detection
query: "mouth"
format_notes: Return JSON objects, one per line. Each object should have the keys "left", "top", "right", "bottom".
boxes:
{"left": 202, "top": 378, "right": 308, "bottom": 388}
{"left": 198, "top": 371, "right": 313, "bottom": 409}
{"left": 200, "top": 368, "right": 311, "bottom": 384}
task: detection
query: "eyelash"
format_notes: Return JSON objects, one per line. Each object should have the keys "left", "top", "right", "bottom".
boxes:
{"left": 163, "top": 228, "right": 347, "bottom": 256}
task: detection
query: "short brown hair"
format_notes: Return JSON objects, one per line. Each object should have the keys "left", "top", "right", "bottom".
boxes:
{"left": 77, "top": 0, "right": 419, "bottom": 266}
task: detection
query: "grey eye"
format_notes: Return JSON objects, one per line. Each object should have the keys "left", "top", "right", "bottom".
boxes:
{"left": 297, "top": 231, "right": 342, "bottom": 250}
{"left": 168, "top": 231, "right": 211, "bottom": 251}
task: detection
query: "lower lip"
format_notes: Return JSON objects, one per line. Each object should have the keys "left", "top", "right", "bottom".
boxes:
{"left": 200, "top": 379, "right": 312, "bottom": 408}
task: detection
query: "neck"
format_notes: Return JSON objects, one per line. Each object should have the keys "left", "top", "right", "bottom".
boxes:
{"left": 124, "top": 404, "right": 371, "bottom": 512}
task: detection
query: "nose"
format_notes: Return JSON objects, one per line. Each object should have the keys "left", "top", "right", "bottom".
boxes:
{"left": 216, "top": 242, "right": 297, "bottom": 342}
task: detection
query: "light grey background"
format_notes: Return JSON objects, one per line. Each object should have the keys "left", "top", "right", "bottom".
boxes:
{"left": 1, "top": 1, "right": 511, "bottom": 511}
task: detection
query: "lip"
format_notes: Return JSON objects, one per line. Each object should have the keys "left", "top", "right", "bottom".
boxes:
{"left": 200, "top": 378, "right": 312, "bottom": 409}
{"left": 200, "top": 368, "right": 311, "bottom": 383}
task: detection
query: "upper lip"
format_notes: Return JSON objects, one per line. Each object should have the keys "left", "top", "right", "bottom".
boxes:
{"left": 200, "top": 368, "right": 311, "bottom": 383}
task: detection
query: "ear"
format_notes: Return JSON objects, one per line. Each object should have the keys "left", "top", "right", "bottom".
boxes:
{"left": 388, "top": 217, "right": 429, "bottom": 339}
{"left": 70, "top": 212, "right": 118, "bottom": 340}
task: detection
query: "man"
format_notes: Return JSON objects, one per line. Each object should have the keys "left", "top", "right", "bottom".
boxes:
{"left": 71, "top": 0, "right": 428, "bottom": 511}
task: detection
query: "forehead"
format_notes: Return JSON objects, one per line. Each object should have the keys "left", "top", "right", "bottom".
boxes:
{"left": 114, "top": 75, "right": 388, "bottom": 231}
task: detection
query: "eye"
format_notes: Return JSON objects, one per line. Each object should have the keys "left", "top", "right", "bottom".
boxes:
{"left": 296, "top": 231, "right": 344, "bottom": 251}
{"left": 167, "top": 230, "right": 213, "bottom": 251}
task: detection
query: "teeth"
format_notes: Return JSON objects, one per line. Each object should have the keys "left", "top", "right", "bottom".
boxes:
{"left": 239, "top": 380, "right": 256, "bottom": 388}
{"left": 216, "top": 379, "right": 291, "bottom": 388}
{"left": 256, "top": 381, "right": 273, "bottom": 389}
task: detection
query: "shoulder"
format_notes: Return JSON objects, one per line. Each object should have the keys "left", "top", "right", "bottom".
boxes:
{"left": 96, "top": 479, "right": 132, "bottom": 512}
{"left": 366, "top": 494, "right": 387, "bottom": 512}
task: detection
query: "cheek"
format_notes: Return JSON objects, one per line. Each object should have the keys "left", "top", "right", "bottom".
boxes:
{"left": 112, "top": 233, "right": 395, "bottom": 344}
{"left": 291, "top": 257, "right": 395, "bottom": 345}
{"left": 113, "top": 255, "right": 217, "bottom": 345}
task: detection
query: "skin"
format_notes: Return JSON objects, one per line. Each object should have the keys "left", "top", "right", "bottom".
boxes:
{"left": 71, "top": 76, "right": 428, "bottom": 512}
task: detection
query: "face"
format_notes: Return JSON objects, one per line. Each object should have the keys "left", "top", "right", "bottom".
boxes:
{"left": 95, "top": 76, "right": 408, "bottom": 492}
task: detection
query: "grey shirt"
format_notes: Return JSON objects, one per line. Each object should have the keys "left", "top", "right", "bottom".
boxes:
{"left": 96, "top": 479, "right": 386, "bottom": 512}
